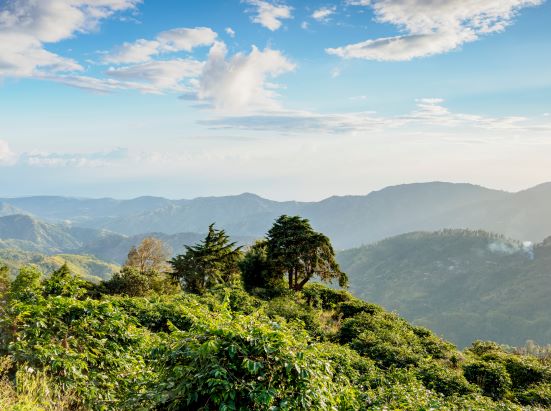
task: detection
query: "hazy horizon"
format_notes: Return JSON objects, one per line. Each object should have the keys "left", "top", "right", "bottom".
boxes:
{"left": 1, "top": 179, "right": 551, "bottom": 203}
{"left": 1, "top": 0, "right": 551, "bottom": 200}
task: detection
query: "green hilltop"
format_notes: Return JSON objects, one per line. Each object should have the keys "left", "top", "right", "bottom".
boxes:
{"left": 339, "top": 229, "right": 551, "bottom": 348}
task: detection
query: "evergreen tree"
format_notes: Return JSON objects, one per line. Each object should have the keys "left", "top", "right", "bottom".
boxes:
{"left": 240, "top": 240, "right": 283, "bottom": 291}
{"left": 170, "top": 224, "right": 242, "bottom": 294}
{"left": 266, "top": 215, "right": 347, "bottom": 291}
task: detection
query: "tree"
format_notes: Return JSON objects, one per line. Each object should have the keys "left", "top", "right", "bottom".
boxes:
{"left": 170, "top": 224, "right": 242, "bottom": 294}
{"left": 125, "top": 237, "right": 171, "bottom": 274}
{"left": 43, "top": 263, "right": 86, "bottom": 298}
{"left": 113, "top": 237, "right": 178, "bottom": 296}
{"left": 105, "top": 266, "right": 152, "bottom": 297}
{"left": 240, "top": 240, "right": 283, "bottom": 292}
{"left": 9, "top": 266, "right": 43, "bottom": 303}
{"left": 266, "top": 215, "right": 348, "bottom": 292}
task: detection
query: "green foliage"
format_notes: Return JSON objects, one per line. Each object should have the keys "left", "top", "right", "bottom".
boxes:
{"left": 42, "top": 264, "right": 86, "bottom": 298}
{"left": 0, "top": 248, "right": 119, "bottom": 283}
{"left": 339, "top": 229, "right": 551, "bottom": 348}
{"left": 338, "top": 310, "right": 454, "bottom": 369}
{"left": 9, "top": 266, "right": 42, "bottom": 303}
{"left": 463, "top": 360, "right": 512, "bottom": 400}
{"left": 302, "top": 283, "right": 352, "bottom": 309}
{"left": 144, "top": 307, "right": 356, "bottom": 411}
{"left": 239, "top": 240, "right": 283, "bottom": 292}
{"left": 516, "top": 382, "right": 551, "bottom": 407}
{"left": 1, "top": 260, "right": 550, "bottom": 410}
{"left": 267, "top": 215, "right": 347, "bottom": 291}
{"left": 105, "top": 266, "right": 155, "bottom": 297}
{"left": 170, "top": 224, "right": 242, "bottom": 294}
{"left": 7, "top": 295, "right": 153, "bottom": 408}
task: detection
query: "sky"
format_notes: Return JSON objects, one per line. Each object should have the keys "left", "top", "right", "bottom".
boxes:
{"left": 0, "top": 0, "right": 550, "bottom": 200}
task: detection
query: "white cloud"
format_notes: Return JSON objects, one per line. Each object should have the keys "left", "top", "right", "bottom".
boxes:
{"left": 346, "top": 0, "right": 371, "bottom": 5}
{"left": 21, "top": 147, "right": 129, "bottom": 168}
{"left": 104, "top": 27, "right": 217, "bottom": 64}
{"left": 0, "top": 140, "right": 16, "bottom": 165}
{"left": 225, "top": 27, "right": 236, "bottom": 38}
{"left": 243, "top": 0, "right": 292, "bottom": 31}
{"left": 0, "top": 0, "right": 139, "bottom": 77}
{"left": 105, "top": 59, "right": 204, "bottom": 91}
{"left": 193, "top": 42, "right": 295, "bottom": 112}
{"left": 312, "top": 6, "right": 337, "bottom": 22}
{"left": 300, "top": 21, "right": 309, "bottom": 30}
{"left": 327, "top": 0, "right": 542, "bottom": 60}
{"left": 200, "top": 98, "right": 548, "bottom": 134}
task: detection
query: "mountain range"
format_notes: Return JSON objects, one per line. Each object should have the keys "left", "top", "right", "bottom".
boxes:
{"left": 2, "top": 181, "right": 551, "bottom": 248}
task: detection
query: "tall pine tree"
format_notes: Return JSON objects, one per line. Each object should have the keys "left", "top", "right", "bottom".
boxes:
{"left": 170, "top": 224, "right": 242, "bottom": 294}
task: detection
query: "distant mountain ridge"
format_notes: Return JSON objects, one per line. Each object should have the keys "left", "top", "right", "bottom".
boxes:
{"left": 0, "top": 214, "right": 253, "bottom": 264}
{"left": 3, "top": 182, "right": 551, "bottom": 247}
{"left": 338, "top": 229, "right": 551, "bottom": 347}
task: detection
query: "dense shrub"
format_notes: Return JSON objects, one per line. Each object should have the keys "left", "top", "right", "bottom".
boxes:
{"left": 516, "top": 382, "right": 551, "bottom": 406}
{"left": 463, "top": 361, "right": 512, "bottom": 400}
{"left": 302, "top": 283, "right": 352, "bottom": 309}
{"left": 337, "top": 299, "right": 382, "bottom": 319}
{"left": 142, "top": 307, "right": 356, "bottom": 410}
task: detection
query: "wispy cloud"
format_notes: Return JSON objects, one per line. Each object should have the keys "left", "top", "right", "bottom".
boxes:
{"left": 243, "top": 0, "right": 293, "bottom": 31}
{"left": 103, "top": 27, "right": 217, "bottom": 64}
{"left": 105, "top": 59, "right": 204, "bottom": 92}
{"left": 21, "top": 147, "right": 129, "bottom": 168}
{"left": 327, "top": 0, "right": 543, "bottom": 60}
{"left": 200, "top": 98, "right": 551, "bottom": 134}
{"left": 312, "top": 6, "right": 337, "bottom": 22}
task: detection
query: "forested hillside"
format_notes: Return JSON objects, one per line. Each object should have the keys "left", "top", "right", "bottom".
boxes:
{"left": 2, "top": 218, "right": 551, "bottom": 410}
{"left": 339, "top": 230, "right": 551, "bottom": 348}
{"left": 0, "top": 249, "right": 119, "bottom": 282}
{"left": 0, "top": 214, "right": 254, "bottom": 263}
{"left": 3, "top": 181, "right": 551, "bottom": 248}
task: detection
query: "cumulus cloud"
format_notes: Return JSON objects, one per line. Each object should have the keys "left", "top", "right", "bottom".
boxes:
{"left": 243, "top": 0, "right": 292, "bottom": 31}
{"left": 312, "top": 6, "right": 337, "bottom": 22}
{"left": 327, "top": 0, "right": 543, "bottom": 60}
{"left": 0, "top": 140, "right": 16, "bottom": 165}
{"left": 103, "top": 27, "right": 217, "bottom": 64}
{"left": 193, "top": 42, "right": 295, "bottom": 112}
{"left": 0, "top": 0, "right": 139, "bottom": 77}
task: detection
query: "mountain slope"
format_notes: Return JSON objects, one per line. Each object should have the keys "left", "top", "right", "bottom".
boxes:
{"left": 0, "top": 248, "right": 119, "bottom": 282}
{"left": 338, "top": 229, "right": 551, "bottom": 347}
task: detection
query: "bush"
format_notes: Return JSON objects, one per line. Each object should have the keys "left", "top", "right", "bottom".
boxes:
{"left": 417, "top": 361, "right": 475, "bottom": 396}
{"left": 463, "top": 361, "right": 512, "bottom": 400}
{"left": 142, "top": 308, "right": 355, "bottom": 410}
{"left": 302, "top": 283, "right": 352, "bottom": 310}
{"left": 516, "top": 382, "right": 551, "bottom": 407}
{"left": 337, "top": 299, "right": 382, "bottom": 319}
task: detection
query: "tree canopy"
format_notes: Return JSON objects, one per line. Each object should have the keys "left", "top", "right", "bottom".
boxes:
{"left": 266, "top": 215, "right": 347, "bottom": 291}
{"left": 170, "top": 224, "right": 242, "bottom": 294}
{"left": 125, "top": 236, "right": 171, "bottom": 274}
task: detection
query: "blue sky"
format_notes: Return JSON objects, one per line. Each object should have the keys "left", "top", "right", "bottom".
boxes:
{"left": 0, "top": 0, "right": 550, "bottom": 200}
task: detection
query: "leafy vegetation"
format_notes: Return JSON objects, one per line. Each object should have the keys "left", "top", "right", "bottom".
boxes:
{"left": 1, "top": 218, "right": 551, "bottom": 410}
